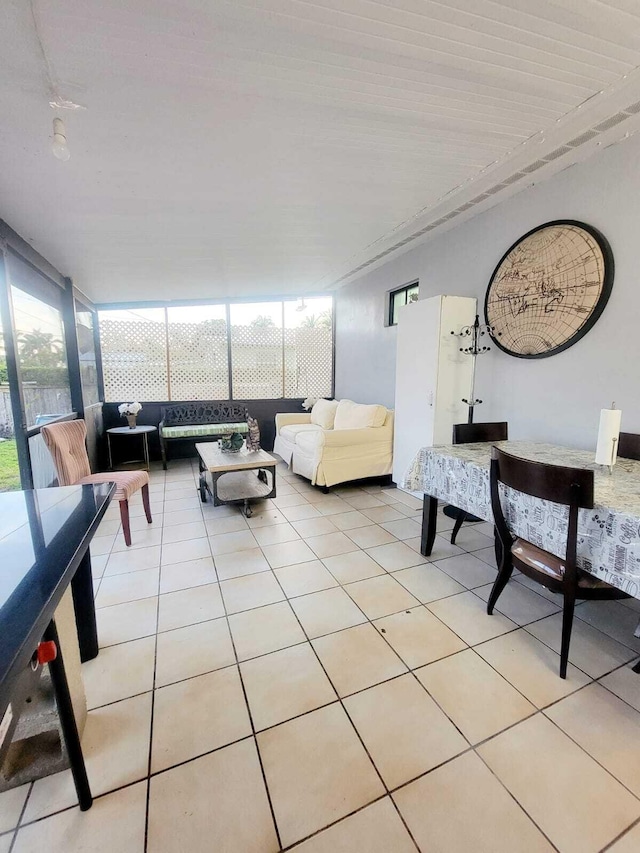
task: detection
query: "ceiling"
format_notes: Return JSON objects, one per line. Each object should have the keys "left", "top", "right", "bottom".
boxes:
{"left": 2, "top": 0, "right": 640, "bottom": 303}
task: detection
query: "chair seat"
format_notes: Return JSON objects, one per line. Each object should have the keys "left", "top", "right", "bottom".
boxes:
{"left": 512, "top": 538, "right": 612, "bottom": 590}
{"left": 78, "top": 470, "right": 149, "bottom": 502}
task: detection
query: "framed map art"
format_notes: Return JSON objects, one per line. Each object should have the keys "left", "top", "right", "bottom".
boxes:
{"left": 484, "top": 220, "right": 614, "bottom": 358}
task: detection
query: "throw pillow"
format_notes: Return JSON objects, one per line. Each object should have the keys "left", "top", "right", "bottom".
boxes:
{"left": 310, "top": 398, "right": 339, "bottom": 429}
{"left": 333, "top": 399, "right": 387, "bottom": 430}
{"left": 246, "top": 415, "right": 261, "bottom": 451}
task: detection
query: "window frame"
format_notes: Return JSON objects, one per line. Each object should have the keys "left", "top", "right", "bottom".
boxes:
{"left": 386, "top": 280, "right": 419, "bottom": 327}
{"left": 97, "top": 293, "right": 335, "bottom": 403}
{"left": 0, "top": 223, "right": 88, "bottom": 489}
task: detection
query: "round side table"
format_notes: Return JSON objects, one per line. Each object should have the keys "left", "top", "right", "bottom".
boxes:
{"left": 107, "top": 425, "right": 157, "bottom": 471}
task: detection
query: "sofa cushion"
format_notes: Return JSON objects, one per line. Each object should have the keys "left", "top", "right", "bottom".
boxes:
{"left": 280, "top": 423, "right": 323, "bottom": 441}
{"left": 161, "top": 422, "right": 248, "bottom": 439}
{"left": 311, "top": 399, "right": 339, "bottom": 429}
{"left": 334, "top": 400, "right": 387, "bottom": 430}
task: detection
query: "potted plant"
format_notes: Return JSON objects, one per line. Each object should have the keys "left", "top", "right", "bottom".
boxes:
{"left": 118, "top": 401, "right": 142, "bottom": 429}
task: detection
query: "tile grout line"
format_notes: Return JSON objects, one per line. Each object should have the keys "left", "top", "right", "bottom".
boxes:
{"left": 142, "top": 470, "right": 169, "bottom": 853}
{"left": 213, "top": 531, "right": 285, "bottom": 852}
{"left": 600, "top": 814, "right": 640, "bottom": 851}
{"left": 256, "top": 543, "right": 425, "bottom": 852}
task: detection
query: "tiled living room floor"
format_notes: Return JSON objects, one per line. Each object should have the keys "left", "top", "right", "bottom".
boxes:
{"left": 3, "top": 458, "right": 640, "bottom": 852}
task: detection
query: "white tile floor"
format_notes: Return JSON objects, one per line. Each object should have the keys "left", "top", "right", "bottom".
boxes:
{"left": 3, "top": 456, "right": 640, "bottom": 852}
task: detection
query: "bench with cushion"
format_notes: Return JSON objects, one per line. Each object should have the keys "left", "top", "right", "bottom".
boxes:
{"left": 159, "top": 402, "right": 249, "bottom": 469}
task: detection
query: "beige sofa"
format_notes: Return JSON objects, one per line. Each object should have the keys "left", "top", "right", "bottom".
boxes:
{"left": 273, "top": 399, "right": 394, "bottom": 488}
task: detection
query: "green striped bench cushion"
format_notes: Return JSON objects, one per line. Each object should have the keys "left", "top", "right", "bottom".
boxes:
{"left": 161, "top": 422, "right": 249, "bottom": 439}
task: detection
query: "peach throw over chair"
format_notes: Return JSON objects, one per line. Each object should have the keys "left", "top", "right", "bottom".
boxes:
{"left": 41, "top": 419, "right": 152, "bottom": 546}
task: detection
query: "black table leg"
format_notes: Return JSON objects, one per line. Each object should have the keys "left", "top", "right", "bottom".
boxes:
{"left": 71, "top": 550, "right": 99, "bottom": 663}
{"left": 44, "top": 620, "right": 93, "bottom": 811}
{"left": 421, "top": 495, "right": 438, "bottom": 556}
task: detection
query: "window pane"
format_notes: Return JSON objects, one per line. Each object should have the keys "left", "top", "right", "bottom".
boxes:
{"left": 167, "top": 305, "right": 229, "bottom": 400}
{"left": 11, "top": 287, "right": 72, "bottom": 429}
{"left": 0, "top": 309, "right": 20, "bottom": 491}
{"left": 407, "top": 284, "right": 419, "bottom": 304}
{"left": 230, "top": 303, "right": 283, "bottom": 399}
{"left": 75, "top": 304, "right": 100, "bottom": 407}
{"left": 391, "top": 290, "right": 406, "bottom": 326}
{"left": 99, "top": 308, "right": 168, "bottom": 402}
{"left": 283, "top": 297, "right": 333, "bottom": 398}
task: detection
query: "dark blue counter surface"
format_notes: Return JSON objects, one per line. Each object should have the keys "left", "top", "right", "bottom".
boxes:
{"left": 0, "top": 484, "right": 114, "bottom": 707}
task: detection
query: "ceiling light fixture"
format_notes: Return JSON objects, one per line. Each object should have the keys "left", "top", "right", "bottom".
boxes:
{"left": 49, "top": 97, "right": 85, "bottom": 111}
{"left": 52, "top": 117, "right": 70, "bottom": 161}
{"left": 296, "top": 298, "right": 307, "bottom": 312}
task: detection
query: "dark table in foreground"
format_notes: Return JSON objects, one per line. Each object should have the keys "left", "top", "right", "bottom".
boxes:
{"left": 0, "top": 483, "right": 115, "bottom": 810}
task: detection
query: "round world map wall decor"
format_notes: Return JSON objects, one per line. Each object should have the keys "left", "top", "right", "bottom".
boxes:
{"left": 484, "top": 220, "right": 614, "bottom": 359}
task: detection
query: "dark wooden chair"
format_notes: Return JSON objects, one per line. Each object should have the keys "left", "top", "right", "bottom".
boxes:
{"left": 449, "top": 421, "right": 508, "bottom": 545}
{"left": 618, "top": 432, "right": 640, "bottom": 461}
{"left": 487, "top": 447, "right": 630, "bottom": 678}
{"left": 617, "top": 433, "right": 640, "bottom": 673}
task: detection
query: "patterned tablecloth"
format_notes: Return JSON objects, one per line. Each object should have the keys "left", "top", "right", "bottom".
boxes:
{"left": 404, "top": 441, "right": 640, "bottom": 597}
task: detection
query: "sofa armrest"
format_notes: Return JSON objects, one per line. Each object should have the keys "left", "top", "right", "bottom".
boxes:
{"left": 320, "top": 426, "right": 391, "bottom": 448}
{"left": 275, "top": 413, "right": 312, "bottom": 434}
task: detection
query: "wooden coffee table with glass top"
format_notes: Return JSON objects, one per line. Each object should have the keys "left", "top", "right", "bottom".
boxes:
{"left": 196, "top": 442, "right": 277, "bottom": 517}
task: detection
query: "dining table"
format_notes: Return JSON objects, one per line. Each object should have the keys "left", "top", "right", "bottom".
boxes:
{"left": 404, "top": 441, "right": 640, "bottom": 600}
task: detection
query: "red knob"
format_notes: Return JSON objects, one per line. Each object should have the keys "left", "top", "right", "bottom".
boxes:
{"left": 37, "top": 641, "right": 57, "bottom": 666}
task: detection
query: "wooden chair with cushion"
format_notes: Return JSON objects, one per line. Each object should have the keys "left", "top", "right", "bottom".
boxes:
{"left": 42, "top": 419, "right": 152, "bottom": 547}
{"left": 449, "top": 421, "right": 508, "bottom": 545}
{"left": 487, "top": 446, "right": 629, "bottom": 678}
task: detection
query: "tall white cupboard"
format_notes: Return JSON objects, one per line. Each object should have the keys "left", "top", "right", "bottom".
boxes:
{"left": 393, "top": 295, "right": 477, "bottom": 492}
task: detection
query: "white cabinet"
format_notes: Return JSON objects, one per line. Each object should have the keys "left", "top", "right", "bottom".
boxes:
{"left": 393, "top": 295, "right": 477, "bottom": 491}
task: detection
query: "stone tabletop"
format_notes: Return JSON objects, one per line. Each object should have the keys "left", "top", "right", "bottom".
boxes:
{"left": 196, "top": 442, "right": 277, "bottom": 473}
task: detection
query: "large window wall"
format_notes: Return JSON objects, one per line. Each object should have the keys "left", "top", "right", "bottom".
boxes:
{"left": 98, "top": 296, "right": 333, "bottom": 402}
{"left": 10, "top": 285, "right": 72, "bottom": 429}
{"left": 0, "top": 223, "right": 103, "bottom": 491}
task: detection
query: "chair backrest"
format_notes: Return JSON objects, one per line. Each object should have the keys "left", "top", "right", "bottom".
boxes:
{"left": 453, "top": 421, "right": 508, "bottom": 444}
{"left": 41, "top": 419, "right": 91, "bottom": 486}
{"left": 618, "top": 432, "right": 640, "bottom": 461}
{"left": 160, "top": 402, "right": 248, "bottom": 427}
{"left": 490, "top": 446, "right": 594, "bottom": 574}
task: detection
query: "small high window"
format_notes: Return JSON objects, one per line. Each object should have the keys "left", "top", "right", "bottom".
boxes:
{"left": 388, "top": 281, "right": 419, "bottom": 326}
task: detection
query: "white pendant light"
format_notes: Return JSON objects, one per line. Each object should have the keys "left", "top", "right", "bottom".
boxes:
{"left": 52, "top": 117, "right": 70, "bottom": 161}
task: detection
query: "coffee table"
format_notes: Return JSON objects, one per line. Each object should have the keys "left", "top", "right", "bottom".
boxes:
{"left": 196, "top": 442, "right": 277, "bottom": 517}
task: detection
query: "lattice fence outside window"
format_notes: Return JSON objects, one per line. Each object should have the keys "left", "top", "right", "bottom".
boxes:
{"left": 283, "top": 298, "right": 333, "bottom": 398}
{"left": 167, "top": 306, "right": 229, "bottom": 400}
{"left": 99, "top": 297, "right": 333, "bottom": 402}
{"left": 283, "top": 327, "right": 333, "bottom": 397}
{"left": 230, "top": 327, "right": 284, "bottom": 399}
{"left": 99, "top": 309, "right": 169, "bottom": 402}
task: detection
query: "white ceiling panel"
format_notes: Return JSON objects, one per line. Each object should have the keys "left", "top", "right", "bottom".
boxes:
{"left": 0, "top": 0, "right": 639, "bottom": 301}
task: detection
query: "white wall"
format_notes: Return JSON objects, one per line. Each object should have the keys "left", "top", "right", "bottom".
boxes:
{"left": 335, "top": 133, "right": 640, "bottom": 450}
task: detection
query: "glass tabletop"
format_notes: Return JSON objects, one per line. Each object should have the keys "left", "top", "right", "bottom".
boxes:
{"left": 0, "top": 484, "right": 113, "bottom": 687}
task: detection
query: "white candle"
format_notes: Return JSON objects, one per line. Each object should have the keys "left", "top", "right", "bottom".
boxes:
{"left": 595, "top": 407, "right": 622, "bottom": 467}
